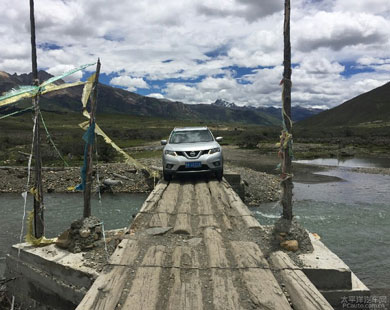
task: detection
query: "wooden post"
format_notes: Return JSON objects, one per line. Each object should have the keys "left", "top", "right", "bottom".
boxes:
{"left": 83, "top": 59, "right": 101, "bottom": 218}
{"left": 30, "top": 0, "right": 44, "bottom": 238}
{"left": 281, "top": 0, "right": 293, "bottom": 221}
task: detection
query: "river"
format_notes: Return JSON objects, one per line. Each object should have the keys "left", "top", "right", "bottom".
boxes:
{"left": 0, "top": 193, "right": 147, "bottom": 277}
{"left": 0, "top": 157, "right": 389, "bottom": 292}
{"left": 251, "top": 157, "right": 390, "bottom": 291}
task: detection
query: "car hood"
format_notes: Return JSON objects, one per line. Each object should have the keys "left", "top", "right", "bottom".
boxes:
{"left": 165, "top": 141, "right": 220, "bottom": 152}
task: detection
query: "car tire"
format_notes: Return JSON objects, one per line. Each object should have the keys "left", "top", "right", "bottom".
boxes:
{"left": 163, "top": 171, "right": 172, "bottom": 182}
{"left": 215, "top": 169, "right": 223, "bottom": 181}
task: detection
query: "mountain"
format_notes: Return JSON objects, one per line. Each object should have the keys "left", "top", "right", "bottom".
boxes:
{"left": 211, "top": 99, "right": 324, "bottom": 122}
{"left": 0, "top": 70, "right": 57, "bottom": 93}
{"left": 0, "top": 70, "right": 282, "bottom": 125}
{"left": 0, "top": 70, "right": 318, "bottom": 125}
{"left": 297, "top": 81, "right": 390, "bottom": 128}
{"left": 257, "top": 106, "right": 324, "bottom": 122}
{"left": 212, "top": 99, "right": 237, "bottom": 109}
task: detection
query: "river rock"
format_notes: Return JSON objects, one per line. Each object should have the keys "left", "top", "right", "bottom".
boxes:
{"left": 280, "top": 240, "right": 299, "bottom": 252}
{"left": 80, "top": 229, "right": 91, "bottom": 238}
{"left": 56, "top": 229, "right": 71, "bottom": 249}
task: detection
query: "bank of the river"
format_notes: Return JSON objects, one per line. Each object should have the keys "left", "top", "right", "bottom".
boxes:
{"left": 0, "top": 155, "right": 282, "bottom": 205}
{"left": 0, "top": 163, "right": 152, "bottom": 194}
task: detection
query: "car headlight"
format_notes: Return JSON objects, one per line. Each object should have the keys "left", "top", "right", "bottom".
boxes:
{"left": 165, "top": 150, "right": 177, "bottom": 156}
{"left": 209, "top": 147, "right": 220, "bottom": 154}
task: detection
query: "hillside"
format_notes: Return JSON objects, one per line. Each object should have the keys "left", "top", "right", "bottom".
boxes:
{"left": 0, "top": 70, "right": 281, "bottom": 126}
{"left": 297, "top": 81, "right": 390, "bottom": 128}
{"left": 1, "top": 70, "right": 326, "bottom": 126}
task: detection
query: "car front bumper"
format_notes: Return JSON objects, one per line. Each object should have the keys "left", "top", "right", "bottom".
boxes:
{"left": 163, "top": 152, "right": 223, "bottom": 175}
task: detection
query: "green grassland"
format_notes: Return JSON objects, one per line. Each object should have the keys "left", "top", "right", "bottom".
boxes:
{"left": 0, "top": 111, "right": 280, "bottom": 166}
{"left": 1, "top": 109, "right": 389, "bottom": 167}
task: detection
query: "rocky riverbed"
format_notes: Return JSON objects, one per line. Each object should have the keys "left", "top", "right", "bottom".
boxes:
{"left": 0, "top": 157, "right": 281, "bottom": 206}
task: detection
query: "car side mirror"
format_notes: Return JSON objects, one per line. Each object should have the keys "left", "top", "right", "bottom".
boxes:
{"left": 216, "top": 137, "right": 223, "bottom": 142}
{"left": 161, "top": 140, "right": 167, "bottom": 145}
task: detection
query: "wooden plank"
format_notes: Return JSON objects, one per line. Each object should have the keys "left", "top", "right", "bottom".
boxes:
{"left": 230, "top": 241, "right": 291, "bottom": 309}
{"left": 149, "top": 212, "right": 169, "bottom": 227}
{"left": 241, "top": 269, "right": 292, "bottom": 310}
{"left": 109, "top": 239, "right": 139, "bottom": 266}
{"left": 77, "top": 239, "right": 140, "bottom": 310}
{"left": 176, "top": 183, "right": 193, "bottom": 214}
{"left": 203, "top": 228, "right": 228, "bottom": 268}
{"left": 211, "top": 269, "right": 243, "bottom": 310}
{"left": 198, "top": 215, "right": 218, "bottom": 228}
{"left": 230, "top": 241, "right": 269, "bottom": 268}
{"left": 208, "top": 180, "right": 230, "bottom": 211}
{"left": 241, "top": 215, "right": 262, "bottom": 229}
{"left": 207, "top": 181, "right": 233, "bottom": 229}
{"left": 173, "top": 183, "right": 193, "bottom": 235}
{"left": 221, "top": 181, "right": 262, "bottom": 229}
{"left": 221, "top": 180, "right": 251, "bottom": 215}
{"left": 141, "top": 244, "right": 167, "bottom": 266}
{"left": 195, "top": 182, "right": 218, "bottom": 228}
{"left": 173, "top": 214, "right": 192, "bottom": 235}
{"left": 138, "top": 181, "right": 168, "bottom": 214}
{"left": 76, "top": 266, "right": 130, "bottom": 310}
{"left": 156, "top": 181, "right": 180, "bottom": 213}
{"left": 221, "top": 214, "right": 232, "bottom": 230}
{"left": 270, "top": 251, "right": 333, "bottom": 310}
{"left": 122, "top": 245, "right": 166, "bottom": 310}
{"left": 167, "top": 246, "right": 203, "bottom": 310}
{"left": 149, "top": 182, "right": 180, "bottom": 227}
{"left": 194, "top": 182, "right": 213, "bottom": 214}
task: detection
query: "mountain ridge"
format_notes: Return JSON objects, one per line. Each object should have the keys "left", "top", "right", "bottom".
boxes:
{"left": 297, "top": 81, "right": 390, "bottom": 128}
{"left": 1, "top": 70, "right": 321, "bottom": 125}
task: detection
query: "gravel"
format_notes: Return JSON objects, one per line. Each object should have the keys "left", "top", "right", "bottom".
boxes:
{"left": 0, "top": 157, "right": 282, "bottom": 209}
{"left": 0, "top": 163, "right": 153, "bottom": 194}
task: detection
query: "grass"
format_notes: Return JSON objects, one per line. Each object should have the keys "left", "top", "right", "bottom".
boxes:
{"left": 0, "top": 111, "right": 280, "bottom": 165}
{"left": 132, "top": 150, "right": 161, "bottom": 159}
{"left": 1, "top": 110, "right": 389, "bottom": 166}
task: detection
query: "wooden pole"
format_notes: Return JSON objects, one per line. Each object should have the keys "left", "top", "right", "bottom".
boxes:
{"left": 83, "top": 59, "right": 101, "bottom": 218}
{"left": 281, "top": 0, "right": 293, "bottom": 221}
{"left": 30, "top": 0, "right": 44, "bottom": 237}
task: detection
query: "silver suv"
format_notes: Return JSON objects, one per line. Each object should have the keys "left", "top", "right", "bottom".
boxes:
{"left": 161, "top": 127, "right": 223, "bottom": 181}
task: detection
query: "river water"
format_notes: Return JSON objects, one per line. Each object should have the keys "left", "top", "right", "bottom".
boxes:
{"left": 251, "top": 158, "right": 390, "bottom": 290}
{"left": 0, "top": 193, "right": 147, "bottom": 277}
{"left": 294, "top": 156, "right": 390, "bottom": 169}
{"left": 0, "top": 158, "right": 389, "bottom": 292}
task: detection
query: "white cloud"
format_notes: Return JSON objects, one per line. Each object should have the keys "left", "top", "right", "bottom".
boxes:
{"left": 333, "top": 0, "right": 390, "bottom": 15}
{"left": 47, "top": 64, "right": 83, "bottom": 82}
{"left": 110, "top": 76, "right": 149, "bottom": 91}
{"left": 0, "top": 0, "right": 389, "bottom": 109}
{"left": 295, "top": 11, "right": 389, "bottom": 52}
{"left": 147, "top": 93, "right": 165, "bottom": 99}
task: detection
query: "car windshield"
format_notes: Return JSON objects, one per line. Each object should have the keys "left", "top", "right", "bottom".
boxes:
{"left": 169, "top": 130, "right": 213, "bottom": 144}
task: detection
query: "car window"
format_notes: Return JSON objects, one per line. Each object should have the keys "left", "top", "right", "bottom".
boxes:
{"left": 169, "top": 130, "right": 213, "bottom": 144}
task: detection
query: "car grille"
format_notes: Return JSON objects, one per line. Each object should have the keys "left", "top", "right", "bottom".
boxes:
{"left": 176, "top": 150, "right": 207, "bottom": 158}
{"left": 178, "top": 164, "right": 210, "bottom": 172}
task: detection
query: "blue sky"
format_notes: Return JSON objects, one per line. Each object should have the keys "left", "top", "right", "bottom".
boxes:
{"left": 1, "top": 0, "right": 390, "bottom": 109}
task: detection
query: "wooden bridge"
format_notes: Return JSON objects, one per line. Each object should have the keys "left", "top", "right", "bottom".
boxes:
{"left": 76, "top": 179, "right": 333, "bottom": 310}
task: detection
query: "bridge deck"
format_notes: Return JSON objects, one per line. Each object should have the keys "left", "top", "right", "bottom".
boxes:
{"left": 76, "top": 179, "right": 331, "bottom": 310}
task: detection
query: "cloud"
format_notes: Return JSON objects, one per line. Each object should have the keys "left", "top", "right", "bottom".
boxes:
{"left": 333, "top": 0, "right": 390, "bottom": 15}
{"left": 0, "top": 0, "right": 389, "bottom": 110}
{"left": 197, "top": 0, "right": 283, "bottom": 22}
{"left": 110, "top": 76, "right": 149, "bottom": 91}
{"left": 295, "top": 11, "right": 389, "bottom": 52}
{"left": 47, "top": 64, "right": 83, "bottom": 82}
{"left": 147, "top": 93, "right": 165, "bottom": 99}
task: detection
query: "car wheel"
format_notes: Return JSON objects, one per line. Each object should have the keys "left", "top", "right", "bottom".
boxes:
{"left": 215, "top": 169, "right": 223, "bottom": 181}
{"left": 163, "top": 171, "right": 172, "bottom": 182}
